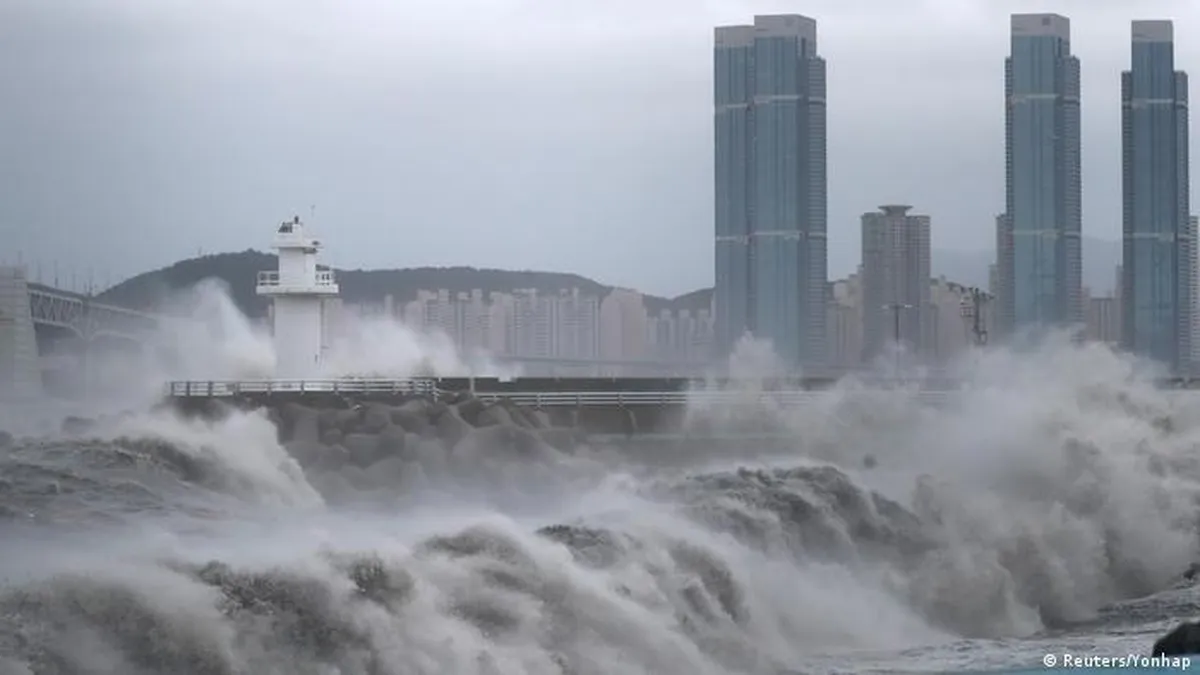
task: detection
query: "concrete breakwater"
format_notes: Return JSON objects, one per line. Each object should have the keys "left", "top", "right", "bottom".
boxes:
{"left": 174, "top": 387, "right": 714, "bottom": 437}
{"left": 269, "top": 394, "right": 596, "bottom": 474}
{"left": 260, "top": 392, "right": 807, "bottom": 499}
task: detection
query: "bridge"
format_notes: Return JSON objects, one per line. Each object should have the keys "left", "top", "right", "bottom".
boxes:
{"left": 26, "top": 282, "right": 158, "bottom": 340}
{"left": 0, "top": 267, "right": 162, "bottom": 399}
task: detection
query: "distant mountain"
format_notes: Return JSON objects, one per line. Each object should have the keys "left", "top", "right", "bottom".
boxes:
{"left": 98, "top": 239, "right": 1124, "bottom": 319}
{"left": 933, "top": 236, "right": 1121, "bottom": 296}
{"left": 97, "top": 250, "right": 713, "bottom": 318}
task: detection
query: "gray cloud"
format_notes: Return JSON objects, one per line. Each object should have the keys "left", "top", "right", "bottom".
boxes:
{"left": 1, "top": 0, "right": 1198, "bottom": 296}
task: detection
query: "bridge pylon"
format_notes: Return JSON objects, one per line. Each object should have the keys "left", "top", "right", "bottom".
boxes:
{"left": 0, "top": 267, "right": 43, "bottom": 399}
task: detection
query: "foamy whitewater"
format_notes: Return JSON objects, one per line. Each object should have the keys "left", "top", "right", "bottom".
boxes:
{"left": 2, "top": 284, "right": 1199, "bottom": 674}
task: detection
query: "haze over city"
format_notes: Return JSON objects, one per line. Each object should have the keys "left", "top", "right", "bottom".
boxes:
{"left": 5, "top": 0, "right": 1200, "bottom": 298}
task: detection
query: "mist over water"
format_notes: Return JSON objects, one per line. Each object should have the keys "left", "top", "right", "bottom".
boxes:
{"left": 2, "top": 281, "right": 1200, "bottom": 673}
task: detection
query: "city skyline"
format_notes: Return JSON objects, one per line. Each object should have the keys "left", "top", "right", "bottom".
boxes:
{"left": 712, "top": 12, "right": 1200, "bottom": 374}
{"left": 327, "top": 277, "right": 1000, "bottom": 376}
{"left": 7, "top": 1, "right": 1200, "bottom": 299}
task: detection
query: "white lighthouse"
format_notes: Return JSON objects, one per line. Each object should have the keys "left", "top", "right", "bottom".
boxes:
{"left": 255, "top": 216, "right": 340, "bottom": 379}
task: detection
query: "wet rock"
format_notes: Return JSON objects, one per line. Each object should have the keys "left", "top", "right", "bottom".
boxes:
{"left": 537, "top": 427, "right": 582, "bottom": 452}
{"left": 397, "top": 459, "right": 429, "bottom": 490}
{"left": 280, "top": 403, "right": 321, "bottom": 444}
{"left": 390, "top": 400, "right": 431, "bottom": 435}
{"left": 1153, "top": 621, "right": 1200, "bottom": 656}
{"left": 266, "top": 407, "right": 284, "bottom": 436}
{"left": 326, "top": 408, "right": 362, "bottom": 435}
{"left": 343, "top": 433, "right": 382, "bottom": 469}
{"left": 321, "top": 428, "right": 344, "bottom": 446}
{"left": 528, "top": 409, "right": 551, "bottom": 429}
{"left": 452, "top": 398, "right": 485, "bottom": 426}
{"left": 263, "top": 393, "right": 594, "bottom": 491}
{"left": 361, "top": 403, "right": 392, "bottom": 434}
{"left": 476, "top": 404, "right": 515, "bottom": 428}
{"left": 317, "top": 408, "right": 342, "bottom": 434}
{"left": 456, "top": 424, "right": 558, "bottom": 463}
{"left": 376, "top": 424, "right": 410, "bottom": 460}
{"left": 505, "top": 405, "right": 541, "bottom": 429}
{"left": 435, "top": 407, "right": 472, "bottom": 448}
{"left": 284, "top": 440, "right": 327, "bottom": 467}
{"left": 316, "top": 444, "right": 350, "bottom": 472}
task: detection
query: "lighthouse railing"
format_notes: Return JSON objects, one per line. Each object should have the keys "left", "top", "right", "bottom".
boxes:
{"left": 255, "top": 270, "right": 338, "bottom": 288}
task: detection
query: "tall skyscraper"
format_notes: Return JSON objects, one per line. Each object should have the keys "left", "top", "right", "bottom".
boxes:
{"left": 860, "top": 205, "right": 932, "bottom": 362}
{"left": 994, "top": 213, "right": 1013, "bottom": 335}
{"left": 714, "top": 14, "right": 827, "bottom": 372}
{"left": 1190, "top": 215, "right": 1200, "bottom": 371}
{"left": 999, "top": 14, "right": 1082, "bottom": 337}
{"left": 1121, "top": 20, "right": 1191, "bottom": 374}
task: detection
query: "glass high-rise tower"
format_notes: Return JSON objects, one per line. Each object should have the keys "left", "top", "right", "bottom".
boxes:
{"left": 998, "top": 14, "right": 1082, "bottom": 337}
{"left": 714, "top": 14, "right": 827, "bottom": 372}
{"left": 1121, "top": 20, "right": 1191, "bottom": 374}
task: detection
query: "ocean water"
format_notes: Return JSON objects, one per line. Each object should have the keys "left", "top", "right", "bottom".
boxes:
{"left": 5, "top": 316, "right": 1200, "bottom": 672}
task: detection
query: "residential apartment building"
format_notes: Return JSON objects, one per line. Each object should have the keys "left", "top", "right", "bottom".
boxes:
{"left": 826, "top": 275, "right": 864, "bottom": 373}
{"left": 1121, "top": 20, "right": 1192, "bottom": 374}
{"left": 714, "top": 14, "right": 827, "bottom": 371}
{"left": 860, "top": 205, "right": 932, "bottom": 362}
{"left": 998, "top": 13, "right": 1083, "bottom": 337}
{"left": 1087, "top": 295, "right": 1121, "bottom": 345}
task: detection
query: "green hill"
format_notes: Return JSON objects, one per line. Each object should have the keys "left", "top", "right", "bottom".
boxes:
{"left": 97, "top": 250, "right": 713, "bottom": 318}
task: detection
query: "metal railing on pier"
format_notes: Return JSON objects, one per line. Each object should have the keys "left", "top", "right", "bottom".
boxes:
{"left": 167, "top": 379, "right": 437, "bottom": 398}
{"left": 164, "top": 379, "right": 959, "bottom": 407}
{"left": 468, "top": 390, "right": 960, "bottom": 407}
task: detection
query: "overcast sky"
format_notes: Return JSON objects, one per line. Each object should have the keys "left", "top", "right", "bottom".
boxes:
{"left": 2, "top": 0, "right": 1199, "bottom": 297}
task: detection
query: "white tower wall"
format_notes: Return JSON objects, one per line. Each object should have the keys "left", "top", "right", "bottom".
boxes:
{"left": 256, "top": 216, "right": 339, "bottom": 380}
{"left": 271, "top": 297, "right": 325, "bottom": 378}
{"left": 277, "top": 248, "right": 316, "bottom": 287}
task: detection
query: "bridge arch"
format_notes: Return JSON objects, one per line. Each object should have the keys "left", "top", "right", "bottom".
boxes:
{"left": 88, "top": 329, "right": 141, "bottom": 344}
{"left": 87, "top": 331, "right": 145, "bottom": 358}
{"left": 33, "top": 321, "right": 83, "bottom": 355}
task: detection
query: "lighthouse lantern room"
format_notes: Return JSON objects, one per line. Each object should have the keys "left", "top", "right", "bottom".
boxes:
{"left": 255, "top": 216, "right": 340, "bottom": 378}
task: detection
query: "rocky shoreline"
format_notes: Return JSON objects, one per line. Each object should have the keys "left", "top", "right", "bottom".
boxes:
{"left": 267, "top": 393, "right": 589, "bottom": 474}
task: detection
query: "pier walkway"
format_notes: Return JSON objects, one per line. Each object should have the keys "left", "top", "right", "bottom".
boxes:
{"left": 165, "top": 375, "right": 1200, "bottom": 403}
{"left": 165, "top": 376, "right": 968, "bottom": 407}
{"left": 165, "top": 376, "right": 1200, "bottom": 435}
